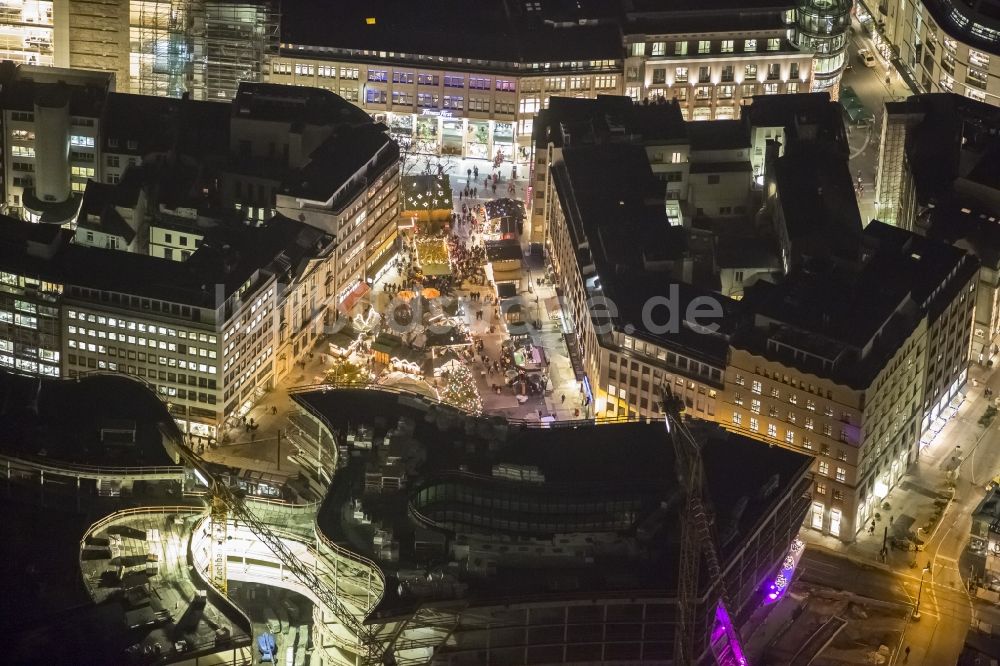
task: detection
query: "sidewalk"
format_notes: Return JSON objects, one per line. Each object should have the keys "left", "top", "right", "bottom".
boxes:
{"left": 742, "top": 592, "right": 804, "bottom": 663}
{"left": 802, "top": 359, "right": 998, "bottom": 567}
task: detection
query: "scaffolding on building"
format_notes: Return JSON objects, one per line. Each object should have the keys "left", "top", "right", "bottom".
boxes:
{"left": 130, "top": 0, "right": 278, "bottom": 101}
{"left": 203, "top": 1, "right": 279, "bottom": 100}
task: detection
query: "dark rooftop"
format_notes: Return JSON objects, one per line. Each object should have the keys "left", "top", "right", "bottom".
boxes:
{"left": 715, "top": 235, "right": 781, "bottom": 269}
{"left": 78, "top": 181, "right": 137, "bottom": 245}
{"left": 743, "top": 93, "right": 849, "bottom": 154}
{"left": 735, "top": 222, "right": 978, "bottom": 388}
{"left": 102, "top": 92, "right": 231, "bottom": 158}
{"left": 534, "top": 95, "right": 686, "bottom": 149}
{"left": 0, "top": 65, "right": 112, "bottom": 118}
{"left": 297, "top": 387, "right": 811, "bottom": 613}
{"left": 233, "top": 82, "right": 373, "bottom": 127}
{"left": 0, "top": 371, "right": 177, "bottom": 468}
{"left": 280, "top": 0, "right": 623, "bottom": 66}
{"left": 281, "top": 124, "right": 398, "bottom": 204}
{"left": 0, "top": 213, "right": 315, "bottom": 307}
{"left": 553, "top": 142, "right": 735, "bottom": 366}
{"left": 891, "top": 94, "right": 1000, "bottom": 268}
{"left": 485, "top": 239, "right": 523, "bottom": 262}
{"left": 773, "top": 143, "right": 863, "bottom": 258}
{"left": 687, "top": 119, "right": 750, "bottom": 151}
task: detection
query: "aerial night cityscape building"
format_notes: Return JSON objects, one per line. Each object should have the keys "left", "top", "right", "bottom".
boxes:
{"left": 5, "top": 1, "right": 1000, "bottom": 666}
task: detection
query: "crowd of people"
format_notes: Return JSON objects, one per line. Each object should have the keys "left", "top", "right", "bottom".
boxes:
{"left": 447, "top": 233, "right": 487, "bottom": 285}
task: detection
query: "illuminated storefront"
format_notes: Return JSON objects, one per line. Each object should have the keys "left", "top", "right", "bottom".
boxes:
{"left": 381, "top": 111, "right": 519, "bottom": 161}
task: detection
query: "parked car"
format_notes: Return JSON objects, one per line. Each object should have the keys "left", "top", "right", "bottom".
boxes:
{"left": 859, "top": 49, "right": 877, "bottom": 68}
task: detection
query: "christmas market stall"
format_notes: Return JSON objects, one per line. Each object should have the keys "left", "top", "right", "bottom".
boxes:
{"left": 415, "top": 237, "right": 452, "bottom": 277}
{"left": 327, "top": 323, "right": 360, "bottom": 358}
{"left": 483, "top": 198, "right": 525, "bottom": 239}
{"left": 401, "top": 174, "right": 453, "bottom": 225}
{"left": 485, "top": 239, "right": 524, "bottom": 295}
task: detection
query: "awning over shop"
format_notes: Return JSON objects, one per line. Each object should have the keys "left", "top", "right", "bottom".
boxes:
{"left": 492, "top": 266, "right": 523, "bottom": 284}
{"left": 338, "top": 281, "right": 370, "bottom": 313}
{"left": 563, "top": 332, "right": 586, "bottom": 381}
{"left": 366, "top": 237, "right": 400, "bottom": 282}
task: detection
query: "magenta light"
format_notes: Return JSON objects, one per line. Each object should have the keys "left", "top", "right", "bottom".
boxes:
{"left": 711, "top": 601, "right": 750, "bottom": 666}
{"left": 763, "top": 537, "right": 804, "bottom": 605}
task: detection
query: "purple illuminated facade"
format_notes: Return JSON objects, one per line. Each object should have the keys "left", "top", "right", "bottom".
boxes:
{"left": 711, "top": 601, "right": 750, "bottom": 666}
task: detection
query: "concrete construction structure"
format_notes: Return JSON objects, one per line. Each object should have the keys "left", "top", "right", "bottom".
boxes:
{"left": 875, "top": 93, "right": 1000, "bottom": 362}
{"left": 283, "top": 388, "right": 812, "bottom": 666}
{"left": 0, "top": 370, "right": 257, "bottom": 664}
{"left": 542, "top": 92, "right": 979, "bottom": 541}
{"left": 0, "top": 81, "right": 402, "bottom": 437}
{"left": 0, "top": 377, "right": 812, "bottom": 665}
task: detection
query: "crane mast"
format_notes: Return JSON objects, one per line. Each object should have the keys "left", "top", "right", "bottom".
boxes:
{"left": 662, "top": 389, "right": 743, "bottom": 666}
{"left": 184, "top": 447, "right": 383, "bottom": 663}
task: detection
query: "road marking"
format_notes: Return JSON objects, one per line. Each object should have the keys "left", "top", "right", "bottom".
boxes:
{"left": 937, "top": 555, "right": 958, "bottom": 564}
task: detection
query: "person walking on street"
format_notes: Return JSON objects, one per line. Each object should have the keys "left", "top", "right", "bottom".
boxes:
{"left": 561, "top": 394, "right": 566, "bottom": 404}
{"left": 904, "top": 646, "right": 910, "bottom": 662}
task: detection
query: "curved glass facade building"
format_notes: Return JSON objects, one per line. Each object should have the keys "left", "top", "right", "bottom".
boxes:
{"left": 792, "top": 0, "right": 853, "bottom": 94}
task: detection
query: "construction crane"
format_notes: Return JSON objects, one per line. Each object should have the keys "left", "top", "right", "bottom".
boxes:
{"left": 182, "top": 446, "right": 384, "bottom": 663}
{"left": 661, "top": 389, "right": 745, "bottom": 666}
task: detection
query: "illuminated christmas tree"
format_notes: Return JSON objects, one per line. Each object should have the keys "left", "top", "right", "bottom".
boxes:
{"left": 325, "top": 359, "right": 371, "bottom": 387}
{"left": 440, "top": 365, "right": 482, "bottom": 413}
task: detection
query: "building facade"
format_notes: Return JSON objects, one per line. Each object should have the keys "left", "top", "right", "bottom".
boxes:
{"left": 875, "top": 93, "right": 1000, "bottom": 361}
{"left": 0, "top": 212, "right": 341, "bottom": 438}
{"left": 0, "top": 79, "right": 401, "bottom": 437}
{"left": 52, "top": 0, "right": 278, "bottom": 100}
{"left": 622, "top": 3, "right": 816, "bottom": 119}
{"left": 722, "top": 223, "right": 977, "bottom": 540}
{"left": 1, "top": 64, "right": 112, "bottom": 222}
{"left": 859, "top": 0, "right": 1000, "bottom": 108}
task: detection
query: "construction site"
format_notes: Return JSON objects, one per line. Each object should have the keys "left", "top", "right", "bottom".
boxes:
{"left": 1, "top": 374, "right": 812, "bottom": 665}
{"left": 128, "top": 0, "right": 278, "bottom": 99}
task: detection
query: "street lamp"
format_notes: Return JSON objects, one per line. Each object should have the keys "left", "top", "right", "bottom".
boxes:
{"left": 913, "top": 563, "right": 932, "bottom": 620}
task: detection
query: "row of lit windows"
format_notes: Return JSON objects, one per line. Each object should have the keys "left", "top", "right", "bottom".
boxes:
{"left": 633, "top": 38, "right": 782, "bottom": 58}
{"left": 733, "top": 371, "right": 835, "bottom": 401}
{"left": 0, "top": 310, "right": 42, "bottom": 329}
{"left": 67, "top": 309, "right": 217, "bottom": 344}
{"left": 0, "top": 338, "right": 59, "bottom": 361}
{"left": 0, "top": 272, "right": 62, "bottom": 294}
{"left": 66, "top": 325, "right": 217, "bottom": 359}
{"left": 730, "top": 412, "right": 849, "bottom": 481}
{"left": 0, "top": 354, "right": 58, "bottom": 376}
{"left": 222, "top": 347, "right": 272, "bottom": 401}
{"left": 67, "top": 339, "right": 219, "bottom": 375}
{"left": 66, "top": 353, "right": 218, "bottom": 404}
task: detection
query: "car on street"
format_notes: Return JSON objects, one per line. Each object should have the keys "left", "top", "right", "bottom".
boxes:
{"left": 859, "top": 49, "right": 877, "bottom": 68}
